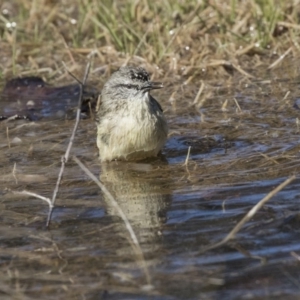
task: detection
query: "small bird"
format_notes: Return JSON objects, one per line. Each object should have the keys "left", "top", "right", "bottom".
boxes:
{"left": 96, "top": 66, "right": 168, "bottom": 161}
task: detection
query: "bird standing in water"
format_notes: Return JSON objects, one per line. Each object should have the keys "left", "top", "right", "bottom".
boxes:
{"left": 96, "top": 66, "right": 168, "bottom": 161}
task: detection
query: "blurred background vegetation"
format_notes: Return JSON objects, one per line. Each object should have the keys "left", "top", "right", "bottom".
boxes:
{"left": 0, "top": 0, "right": 299, "bottom": 82}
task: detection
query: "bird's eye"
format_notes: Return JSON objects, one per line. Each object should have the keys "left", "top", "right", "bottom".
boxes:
{"left": 114, "top": 83, "right": 139, "bottom": 90}
{"left": 126, "top": 84, "right": 139, "bottom": 90}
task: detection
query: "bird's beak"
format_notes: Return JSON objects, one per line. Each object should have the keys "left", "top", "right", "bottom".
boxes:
{"left": 141, "top": 81, "right": 163, "bottom": 91}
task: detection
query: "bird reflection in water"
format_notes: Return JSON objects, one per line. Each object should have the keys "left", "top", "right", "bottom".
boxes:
{"left": 100, "top": 160, "right": 171, "bottom": 256}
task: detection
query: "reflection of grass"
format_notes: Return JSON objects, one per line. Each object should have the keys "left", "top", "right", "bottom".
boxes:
{"left": 0, "top": 0, "right": 298, "bottom": 80}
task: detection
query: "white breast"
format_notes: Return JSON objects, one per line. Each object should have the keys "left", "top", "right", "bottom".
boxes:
{"left": 97, "top": 93, "right": 168, "bottom": 161}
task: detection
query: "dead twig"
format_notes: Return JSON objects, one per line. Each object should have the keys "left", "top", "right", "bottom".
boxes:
{"left": 199, "top": 175, "right": 296, "bottom": 253}
{"left": 6, "top": 127, "right": 10, "bottom": 148}
{"left": 233, "top": 98, "right": 242, "bottom": 113}
{"left": 9, "top": 189, "right": 53, "bottom": 211}
{"left": 192, "top": 81, "right": 205, "bottom": 106}
{"left": 61, "top": 61, "right": 83, "bottom": 84}
{"left": 12, "top": 162, "right": 18, "bottom": 184}
{"left": 206, "top": 60, "right": 254, "bottom": 78}
{"left": 73, "top": 156, "right": 152, "bottom": 286}
{"left": 46, "top": 62, "right": 91, "bottom": 227}
{"left": 268, "top": 47, "right": 293, "bottom": 69}
{"left": 183, "top": 146, "right": 191, "bottom": 166}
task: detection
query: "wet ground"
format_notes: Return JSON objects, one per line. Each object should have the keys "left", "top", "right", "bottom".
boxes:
{"left": 1, "top": 61, "right": 300, "bottom": 299}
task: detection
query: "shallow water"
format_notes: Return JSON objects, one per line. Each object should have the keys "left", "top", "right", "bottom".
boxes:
{"left": 1, "top": 62, "right": 300, "bottom": 299}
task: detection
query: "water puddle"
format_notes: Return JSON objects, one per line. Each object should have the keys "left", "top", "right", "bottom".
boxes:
{"left": 1, "top": 62, "right": 300, "bottom": 299}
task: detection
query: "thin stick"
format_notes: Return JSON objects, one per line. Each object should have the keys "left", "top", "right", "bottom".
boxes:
{"left": 73, "top": 156, "right": 151, "bottom": 284}
{"left": 12, "top": 162, "right": 18, "bottom": 184}
{"left": 206, "top": 60, "right": 254, "bottom": 78}
{"left": 221, "top": 99, "right": 228, "bottom": 111}
{"left": 61, "top": 61, "right": 83, "bottom": 85}
{"left": 64, "top": 61, "right": 90, "bottom": 161}
{"left": 47, "top": 62, "right": 91, "bottom": 227}
{"left": 6, "top": 127, "right": 10, "bottom": 148}
{"left": 199, "top": 175, "right": 296, "bottom": 253}
{"left": 192, "top": 81, "right": 205, "bottom": 106}
{"left": 233, "top": 98, "right": 242, "bottom": 113}
{"left": 47, "top": 156, "right": 66, "bottom": 226}
{"left": 232, "top": 62, "right": 254, "bottom": 78}
{"left": 282, "top": 91, "right": 290, "bottom": 101}
{"left": 259, "top": 153, "right": 279, "bottom": 165}
{"left": 184, "top": 146, "right": 191, "bottom": 166}
{"left": 268, "top": 47, "right": 293, "bottom": 69}
{"left": 9, "top": 189, "right": 53, "bottom": 210}
{"left": 73, "top": 156, "right": 139, "bottom": 244}
{"left": 2, "top": 115, "right": 29, "bottom": 122}
{"left": 95, "top": 93, "right": 101, "bottom": 113}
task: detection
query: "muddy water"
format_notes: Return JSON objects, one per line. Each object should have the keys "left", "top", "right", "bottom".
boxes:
{"left": 1, "top": 63, "right": 300, "bottom": 300}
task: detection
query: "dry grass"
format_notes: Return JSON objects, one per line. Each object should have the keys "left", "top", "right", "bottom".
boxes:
{"left": 0, "top": 0, "right": 300, "bottom": 83}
